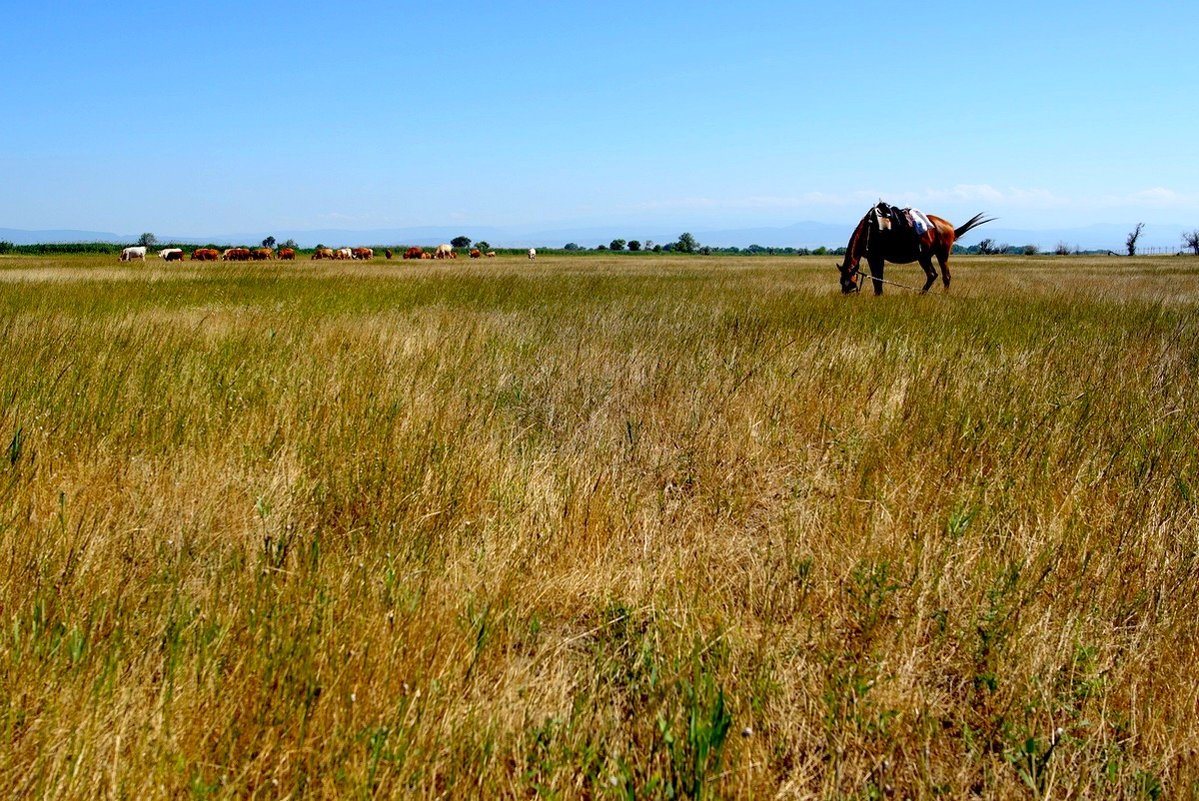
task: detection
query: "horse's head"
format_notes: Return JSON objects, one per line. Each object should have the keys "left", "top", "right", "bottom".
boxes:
{"left": 836, "top": 261, "right": 860, "bottom": 294}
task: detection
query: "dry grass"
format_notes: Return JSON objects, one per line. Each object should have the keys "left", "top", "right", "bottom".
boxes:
{"left": 1, "top": 252, "right": 1197, "bottom": 799}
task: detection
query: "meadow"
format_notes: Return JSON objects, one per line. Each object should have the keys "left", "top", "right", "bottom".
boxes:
{"left": 0, "top": 252, "right": 1196, "bottom": 799}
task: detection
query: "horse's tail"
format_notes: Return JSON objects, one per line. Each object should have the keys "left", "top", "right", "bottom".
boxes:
{"left": 954, "top": 213, "right": 995, "bottom": 239}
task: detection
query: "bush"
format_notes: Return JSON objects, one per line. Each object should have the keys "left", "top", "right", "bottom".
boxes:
{"left": 0, "top": 241, "right": 12, "bottom": 254}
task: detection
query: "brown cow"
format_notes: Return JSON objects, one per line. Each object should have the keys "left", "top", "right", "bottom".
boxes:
{"left": 311, "top": 248, "right": 335, "bottom": 260}
{"left": 469, "top": 249, "right": 481, "bottom": 258}
{"left": 385, "top": 249, "right": 394, "bottom": 259}
{"left": 486, "top": 251, "right": 496, "bottom": 258}
{"left": 278, "top": 248, "right": 296, "bottom": 260}
{"left": 404, "top": 246, "right": 424, "bottom": 259}
{"left": 351, "top": 247, "right": 373, "bottom": 260}
{"left": 222, "top": 247, "right": 252, "bottom": 261}
{"left": 252, "top": 248, "right": 274, "bottom": 260}
{"left": 420, "top": 252, "right": 433, "bottom": 259}
{"left": 191, "top": 248, "right": 219, "bottom": 261}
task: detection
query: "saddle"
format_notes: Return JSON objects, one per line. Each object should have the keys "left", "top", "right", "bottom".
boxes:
{"left": 869, "top": 202, "right": 933, "bottom": 238}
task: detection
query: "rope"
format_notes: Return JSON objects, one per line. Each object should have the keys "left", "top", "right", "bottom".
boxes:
{"left": 848, "top": 266, "right": 921, "bottom": 292}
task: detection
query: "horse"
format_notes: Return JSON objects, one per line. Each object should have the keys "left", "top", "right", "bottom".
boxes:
{"left": 836, "top": 203, "right": 993, "bottom": 294}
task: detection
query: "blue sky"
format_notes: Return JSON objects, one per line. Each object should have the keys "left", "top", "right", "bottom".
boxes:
{"left": 2, "top": 0, "right": 1197, "bottom": 235}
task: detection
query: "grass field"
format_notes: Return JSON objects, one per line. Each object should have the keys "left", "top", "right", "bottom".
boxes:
{"left": 0, "top": 252, "right": 1197, "bottom": 799}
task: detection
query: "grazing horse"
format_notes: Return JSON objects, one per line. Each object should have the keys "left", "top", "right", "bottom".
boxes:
{"left": 837, "top": 203, "right": 993, "bottom": 294}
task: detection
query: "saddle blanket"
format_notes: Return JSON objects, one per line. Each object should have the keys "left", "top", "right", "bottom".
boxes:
{"left": 908, "top": 209, "right": 933, "bottom": 236}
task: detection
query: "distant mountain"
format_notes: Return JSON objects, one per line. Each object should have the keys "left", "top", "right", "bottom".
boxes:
{"left": 1, "top": 221, "right": 1190, "bottom": 251}
{"left": 0, "top": 228, "right": 129, "bottom": 245}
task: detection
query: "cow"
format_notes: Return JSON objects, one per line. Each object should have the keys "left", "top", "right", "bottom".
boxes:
{"left": 335, "top": 247, "right": 353, "bottom": 260}
{"left": 158, "top": 248, "right": 184, "bottom": 262}
{"left": 351, "top": 247, "right": 373, "bottom": 260}
{"left": 278, "top": 248, "right": 296, "bottom": 260}
{"left": 120, "top": 246, "right": 147, "bottom": 262}
{"left": 312, "top": 248, "right": 335, "bottom": 260}
{"left": 420, "top": 252, "right": 433, "bottom": 259}
{"left": 191, "top": 248, "right": 219, "bottom": 261}
{"left": 385, "top": 249, "right": 394, "bottom": 259}
{"left": 252, "top": 248, "right": 274, "bottom": 260}
{"left": 528, "top": 248, "right": 536, "bottom": 261}
{"left": 469, "top": 249, "right": 481, "bottom": 259}
{"left": 222, "top": 247, "right": 252, "bottom": 261}
{"left": 486, "top": 251, "right": 496, "bottom": 258}
{"left": 404, "top": 246, "right": 424, "bottom": 259}
{"left": 434, "top": 243, "right": 454, "bottom": 259}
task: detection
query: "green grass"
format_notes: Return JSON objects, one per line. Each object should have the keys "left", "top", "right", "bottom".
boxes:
{"left": 0, "top": 252, "right": 1197, "bottom": 798}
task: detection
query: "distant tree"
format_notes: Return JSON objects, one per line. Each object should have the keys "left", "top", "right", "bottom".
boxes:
{"left": 627, "top": 240, "right": 641, "bottom": 251}
{"left": 563, "top": 242, "right": 581, "bottom": 251}
{"left": 137, "top": 232, "right": 157, "bottom": 247}
{"left": 262, "top": 236, "right": 277, "bottom": 249}
{"left": 0, "top": 241, "right": 12, "bottom": 254}
{"left": 1054, "top": 241, "right": 1071, "bottom": 256}
{"left": 698, "top": 245, "right": 712, "bottom": 255}
{"left": 675, "top": 232, "right": 697, "bottom": 253}
{"left": 1126, "top": 222, "right": 1144, "bottom": 256}
{"left": 1022, "top": 244, "right": 1039, "bottom": 255}
{"left": 1182, "top": 230, "right": 1199, "bottom": 255}
{"left": 996, "top": 243, "right": 1011, "bottom": 255}
{"left": 475, "top": 240, "right": 490, "bottom": 251}
{"left": 652, "top": 244, "right": 663, "bottom": 253}
{"left": 280, "top": 239, "right": 298, "bottom": 250}
{"left": 315, "top": 243, "right": 325, "bottom": 250}
{"left": 451, "top": 236, "right": 471, "bottom": 249}
{"left": 977, "top": 238, "right": 997, "bottom": 255}
{"left": 609, "top": 239, "right": 626, "bottom": 251}
{"left": 644, "top": 240, "right": 655, "bottom": 251}
{"left": 812, "top": 246, "right": 828, "bottom": 256}
{"left": 596, "top": 244, "right": 608, "bottom": 250}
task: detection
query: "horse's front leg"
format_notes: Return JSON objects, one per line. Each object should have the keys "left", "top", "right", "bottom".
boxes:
{"left": 868, "top": 256, "right": 885, "bottom": 295}
{"left": 918, "top": 256, "right": 938, "bottom": 293}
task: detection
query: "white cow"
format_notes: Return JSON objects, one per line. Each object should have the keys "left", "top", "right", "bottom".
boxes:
{"left": 527, "top": 248, "right": 536, "bottom": 261}
{"left": 120, "top": 246, "right": 147, "bottom": 262}
{"left": 336, "top": 247, "right": 353, "bottom": 260}
{"left": 158, "top": 248, "right": 183, "bottom": 261}
{"left": 434, "top": 243, "right": 454, "bottom": 259}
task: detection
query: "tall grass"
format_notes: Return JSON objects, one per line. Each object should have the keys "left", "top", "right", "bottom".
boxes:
{"left": 0, "top": 253, "right": 1197, "bottom": 798}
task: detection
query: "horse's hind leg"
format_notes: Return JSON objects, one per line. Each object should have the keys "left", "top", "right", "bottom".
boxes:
{"left": 938, "top": 253, "right": 951, "bottom": 289}
{"left": 918, "top": 256, "right": 938, "bottom": 293}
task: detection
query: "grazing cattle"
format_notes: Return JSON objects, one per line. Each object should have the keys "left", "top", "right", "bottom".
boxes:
{"left": 311, "top": 247, "right": 335, "bottom": 260}
{"left": 385, "top": 249, "right": 394, "bottom": 259}
{"left": 469, "top": 249, "right": 481, "bottom": 258}
{"left": 252, "top": 248, "right": 274, "bottom": 260}
{"left": 335, "top": 247, "right": 353, "bottom": 260}
{"left": 434, "top": 243, "right": 454, "bottom": 259}
{"left": 120, "top": 246, "right": 147, "bottom": 262}
{"left": 191, "top": 248, "right": 219, "bottom": 261}
{"left": 404, "top": 246, "right": 424, "bottom": 259}
{"left": 420, "top": 252, "right": 433, "bottom": 259}
{"left": 222, "top": 247, "right": 252, "bottom": 261}
{"left": 158, "top": 248, "right": 184, "bottom": 262}
{"left": 278, "top": 248, "right": 296, "bottom": 260}
{"left": 528, "top": 248, "right": 536, "bottom": 260}
{"left": 351, "top": 247, "right": 373, "bottom": 260}
{"left": 486, "top": 251, "right": 496, "bottom": 258}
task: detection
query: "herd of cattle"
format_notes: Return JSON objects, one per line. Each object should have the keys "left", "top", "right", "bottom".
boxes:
{"left": 119, "top": 245, "right": 534, "bottom": 262}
